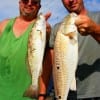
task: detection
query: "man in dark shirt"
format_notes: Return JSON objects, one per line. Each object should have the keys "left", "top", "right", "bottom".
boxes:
{"left": 49, "top": 0, "right": 100, "bottom": 99}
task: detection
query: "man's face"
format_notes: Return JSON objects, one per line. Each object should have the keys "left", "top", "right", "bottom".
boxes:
{"left": 62, "top": 0, "right": 84, "bottom": 14}
{"left": 19, "top": 0, "right": 41, "bottom": 18}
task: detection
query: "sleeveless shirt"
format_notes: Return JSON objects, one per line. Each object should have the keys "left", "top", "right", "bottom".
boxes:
{"left": 0, "top": 18, "right": 34, "bottom": 100}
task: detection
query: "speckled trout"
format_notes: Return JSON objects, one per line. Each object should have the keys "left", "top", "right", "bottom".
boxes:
{"left": 24, "top": 13, "right": 46, "bottom": 98}
{"left": 53, "top": 13, "right": 78, "bottom": 100}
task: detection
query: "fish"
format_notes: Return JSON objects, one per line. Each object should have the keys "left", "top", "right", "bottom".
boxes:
{"left": 53, "top": 13, "right": 78, "bottom": 100}
{"left": 23, "top": 13, "right": 46, "bottom": 98}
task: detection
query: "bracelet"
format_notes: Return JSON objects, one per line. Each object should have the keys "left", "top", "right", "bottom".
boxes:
{"left": 38, "top": 94, "right": 47, "bottom": 98}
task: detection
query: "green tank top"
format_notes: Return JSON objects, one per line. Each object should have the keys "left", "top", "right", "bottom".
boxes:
{"left": 0, "top": 18, "right": 34, "bottom": 100}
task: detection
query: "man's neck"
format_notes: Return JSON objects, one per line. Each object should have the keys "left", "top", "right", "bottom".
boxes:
{"left": 79, "top": 8, "right": 87, "bottom": 15}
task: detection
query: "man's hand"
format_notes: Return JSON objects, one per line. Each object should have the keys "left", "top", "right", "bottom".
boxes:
{"left": 44, "top": 12, "right": 52, "bottom": 41}
{"left": 75, "top": 15, "right": 96, "bottom": 36}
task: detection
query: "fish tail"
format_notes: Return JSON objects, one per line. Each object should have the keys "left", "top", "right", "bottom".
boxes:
{"left": 23, "top": 85, "right": 38, "bottom": 99}
{"left": 70, "top": 76, "right": 76, "bottom": 91}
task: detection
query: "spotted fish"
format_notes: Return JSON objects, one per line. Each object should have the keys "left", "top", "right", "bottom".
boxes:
{"left": 53, "top": 13, "right": 78, "bottom": 100}
{"left": 24, "top": 13, "right": 46, "bottom": 98}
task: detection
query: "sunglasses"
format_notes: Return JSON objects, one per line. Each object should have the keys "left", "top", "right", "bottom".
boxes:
{"left": 21, "top": 0, "right": 40, "bottom": 5}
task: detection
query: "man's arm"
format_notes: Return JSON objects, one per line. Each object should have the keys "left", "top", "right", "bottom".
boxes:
{"left": 75, "top": 15, "right": 100, "bottom": 43}
{"left": 91, "top": 24, "right": 100, "bottom": 42}
{"left": 38, "top": 48, "right": 53, "bottom": 100}
{"left": 38, "top": 12, "right": 52, "bottom": 100}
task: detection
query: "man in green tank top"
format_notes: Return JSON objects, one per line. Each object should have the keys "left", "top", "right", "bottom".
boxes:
{"left": 0, "top": 0, "right": 52, "bottom": 100}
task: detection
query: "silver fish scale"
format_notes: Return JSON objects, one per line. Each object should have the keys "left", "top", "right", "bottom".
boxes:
{"left": 53, "top": 13, "right": 78, "bottom": 100}
{"left": 23, "top": 13, "right": 46, "bottom": 98}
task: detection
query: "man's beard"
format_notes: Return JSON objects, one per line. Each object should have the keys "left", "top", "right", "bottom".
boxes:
{"left": 22, "top": 11, "right": 34, "bottom": 17}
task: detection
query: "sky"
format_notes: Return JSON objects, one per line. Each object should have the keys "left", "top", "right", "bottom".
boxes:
{"left": 0, "top": 0, "right": 100, "bottom": 26}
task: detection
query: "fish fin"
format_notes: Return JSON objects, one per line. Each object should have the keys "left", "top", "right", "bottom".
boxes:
{"left": 39, "top": 67, "right": 43, "bottom": 76}
{"left": 23, "top": 85, "right": 38, "bottom": 99}
{"left": 65, "top": 32, "right": 77, "bottom": 44}
{"left": 70, "top": 76, "right": 76, "bottom": 91}
{"left": 65, "top": 32, "right": 76, "bottom": 39}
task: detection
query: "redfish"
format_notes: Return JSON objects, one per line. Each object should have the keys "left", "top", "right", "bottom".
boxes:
{"left": 53, "top": 13, "right": 78, "bottom": 100}
{"left": 24, "top": 13, "right": 46, "bottom": 98}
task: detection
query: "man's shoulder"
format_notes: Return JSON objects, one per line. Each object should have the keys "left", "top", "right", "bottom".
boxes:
{"left": 53, "top": 22, "right": 61, "bottom": 27}
{"left": 0, "top": 18, "right": 14, "bottom": 34}
{"left": 52, "top": 22, "right": 62, "bottom": 32}
{"left": 88, "top": 11, "right": 100, "bottom": 16}
{"left": 88, "top": 11, "right": 100, "bottom": 23}
{"left": 0, "top": 19, "right": 9, "bottom": 33}
{"left": 0, "top": 19, "right": 9, "bottom": 25}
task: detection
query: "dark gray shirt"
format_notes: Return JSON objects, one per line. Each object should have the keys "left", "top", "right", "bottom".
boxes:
{"left": 49, "top": 11, "right": 100, "bottom": 99}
